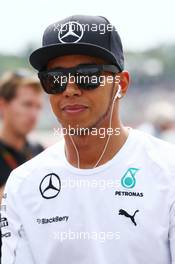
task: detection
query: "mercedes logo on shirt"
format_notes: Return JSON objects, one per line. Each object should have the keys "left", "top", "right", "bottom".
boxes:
{"left": 58, "top": 21, "right": 84, "bottom": 43}
{"left": 39, "top": 173, "right": 61, "bottom": 199}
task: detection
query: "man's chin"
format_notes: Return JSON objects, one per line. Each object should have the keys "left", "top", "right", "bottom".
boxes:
{"left": 60, "top": 122, "right": 95, "bottom": 137}
{"left": 60, "top": 119, "right": 87, "bottom": 129}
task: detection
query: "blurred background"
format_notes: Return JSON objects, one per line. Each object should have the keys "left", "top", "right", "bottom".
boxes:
{"left": 0, "top": 0, "right": 175, "bottom": 146}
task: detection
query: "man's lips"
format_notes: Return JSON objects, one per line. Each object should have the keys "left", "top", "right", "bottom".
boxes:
{"left": 62, "top": 104, "right": 88, "bottom": 113}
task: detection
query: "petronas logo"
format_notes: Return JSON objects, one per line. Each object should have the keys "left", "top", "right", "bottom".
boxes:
{"left": 121, "top": 168, "right": 139, "bottom": 189}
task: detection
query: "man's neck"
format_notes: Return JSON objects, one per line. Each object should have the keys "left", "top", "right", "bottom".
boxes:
{"left": 64, "top": 121, "right": 129, "bottom": 169}
{"left": 0, "top": 126, "right": 26, "bottom": 151}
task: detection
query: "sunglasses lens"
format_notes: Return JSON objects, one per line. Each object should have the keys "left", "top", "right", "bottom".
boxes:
{"left": 76, "top": 74, "right": 101, "bottom": 89}
{"left": 39, "top": 72, "right": 67, "bottom": 94}
{"left": 76, "top": 65, "right": 102, "bottom": 89}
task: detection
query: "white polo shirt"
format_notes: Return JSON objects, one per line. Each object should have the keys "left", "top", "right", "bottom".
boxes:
{"left": 1, "top": 128, "right": 175, "bottom": 264}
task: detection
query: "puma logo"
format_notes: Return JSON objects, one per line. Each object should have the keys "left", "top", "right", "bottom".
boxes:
{"left": 119, "top": 209, "right": 139, "bottom": 226}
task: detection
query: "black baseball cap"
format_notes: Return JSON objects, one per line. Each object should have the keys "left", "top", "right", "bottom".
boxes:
{"left": 29, "top": 15, "right": 124, "bottom": 72}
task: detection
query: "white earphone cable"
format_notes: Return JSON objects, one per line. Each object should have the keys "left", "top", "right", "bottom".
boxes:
{"left": 67, "top": 81, "right": 121, "bottom": 169}
{"left": 92, "top": 85, "right": 121, "bottom": 168}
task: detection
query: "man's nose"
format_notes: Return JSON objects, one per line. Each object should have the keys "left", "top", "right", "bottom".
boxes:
{"left": 62, "top": 76, "right": 82, "bottom": 97}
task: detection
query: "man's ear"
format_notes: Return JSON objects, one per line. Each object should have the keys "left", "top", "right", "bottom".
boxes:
{"left": 116, "top": 71, "right": 130, "bottom": 97}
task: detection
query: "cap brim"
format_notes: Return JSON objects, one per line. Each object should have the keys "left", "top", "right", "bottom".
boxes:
{"left": 29, "top": 43, "right": 122, "bottom": 71}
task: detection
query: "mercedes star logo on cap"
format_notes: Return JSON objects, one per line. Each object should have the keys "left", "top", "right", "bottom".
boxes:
{"left": 58, "top": 21, "right": 84, "bottom": 43}
{"left": 39, "top": 173, "right": 61, "bottom": 199}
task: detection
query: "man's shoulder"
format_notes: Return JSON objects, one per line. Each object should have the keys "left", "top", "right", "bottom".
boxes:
{"left": 5, "top": 139, "right": 65, "bottom": 192}
{"left": 135, "top": 128, "right": 175, "bottom": 151}
{"left": 135, "top": 129, "right": 175, "bottom": 168}
{"left": 15, "top": 139, "right": 64, "bottom": 173}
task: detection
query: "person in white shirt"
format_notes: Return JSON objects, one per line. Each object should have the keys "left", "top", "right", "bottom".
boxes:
{"left": 1, "top": 15, "right": 175, "bottom": 264}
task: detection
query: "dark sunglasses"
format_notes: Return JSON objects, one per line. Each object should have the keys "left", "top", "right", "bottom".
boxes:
{"left": 38, "top": 64, "right": 121, "bottom": 94}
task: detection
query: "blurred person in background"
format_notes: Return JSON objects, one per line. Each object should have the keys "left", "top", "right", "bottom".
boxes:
{"left": 0, "top": 71, "right": 44, "bottom": 262}
{"left": 138, "top": 101, "right": 175, "bottom": 143}
{"left": 0, "top": 72, "right": 44, "bottom": 200}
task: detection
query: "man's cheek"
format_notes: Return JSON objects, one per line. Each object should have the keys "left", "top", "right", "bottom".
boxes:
{"left": 50, "top": 98, "right": 60, "bottom": 113}
{"left": 49, "top": 95, "right": 56, "bottom": 107}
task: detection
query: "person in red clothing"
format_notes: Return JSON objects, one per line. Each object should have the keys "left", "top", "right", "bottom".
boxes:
{"left": 0, "top": 71, "right": 44, "bottom": 200}
{"left": 0, "top": 71, "right": 44, "bottom": 262}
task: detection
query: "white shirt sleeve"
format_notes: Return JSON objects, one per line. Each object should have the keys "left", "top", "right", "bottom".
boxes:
{"left": 1, "top": 172, "right": 35, "bottom": 264}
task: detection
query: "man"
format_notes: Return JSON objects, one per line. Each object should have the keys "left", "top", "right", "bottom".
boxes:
{"left": 0, "top": 72, "right": 44, "bottom": 262}
{"left": 0, "top": 72, "right": 44, "bottom": 198}
{"left": 1, "top": 15, "right": 175, "bottom": 264}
